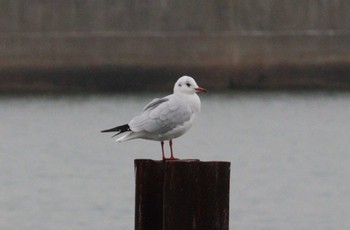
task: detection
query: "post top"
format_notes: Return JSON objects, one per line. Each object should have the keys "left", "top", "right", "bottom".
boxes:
{"left": 134, "top": 159, "right": 231, "bottom": 164}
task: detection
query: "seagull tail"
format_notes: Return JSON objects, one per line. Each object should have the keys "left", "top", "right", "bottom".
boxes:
{"left": 115, "top": 131, "right": 142, "bottom": 142}
{"left": 101, "top": 124, "right": 131, "bottom": 137}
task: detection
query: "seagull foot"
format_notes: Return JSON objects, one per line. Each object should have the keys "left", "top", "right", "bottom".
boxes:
{"left": 163, "top": 157, "right": 180, "bottom": 161}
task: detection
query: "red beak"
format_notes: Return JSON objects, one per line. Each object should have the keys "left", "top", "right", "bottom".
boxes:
{"left": 195, "top": 87, "right": 207, "bottom": 93}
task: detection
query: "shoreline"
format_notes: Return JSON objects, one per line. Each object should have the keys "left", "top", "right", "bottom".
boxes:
{"left": 1, "top": 63, "right": 350, "bottom": 93}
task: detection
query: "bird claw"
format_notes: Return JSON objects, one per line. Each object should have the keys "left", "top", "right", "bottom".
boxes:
{"left": 163, "top": 157, "right": 179, "bottom": 161}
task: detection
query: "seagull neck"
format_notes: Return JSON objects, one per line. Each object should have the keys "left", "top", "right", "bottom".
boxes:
{"left": 174, "top": 92, "right": 201, "bottom": 112}
{"left": 174, "top": 91, "right": 191, "bottom": 97}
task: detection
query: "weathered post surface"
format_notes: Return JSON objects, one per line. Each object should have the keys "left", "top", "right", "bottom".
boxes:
{"left": 135, "top": 160, "right": 164, "bottom": 230}
{"left": 135, "top": 159, "right": 231, "bottom": 230}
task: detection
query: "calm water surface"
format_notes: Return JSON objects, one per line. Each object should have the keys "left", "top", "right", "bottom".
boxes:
{"left": 1, "top": 92, "right": 350, "bottom": 230}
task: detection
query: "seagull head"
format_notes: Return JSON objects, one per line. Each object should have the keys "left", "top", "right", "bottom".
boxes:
{"left": 174, "top": 76, "right": 207, "bottom": 95}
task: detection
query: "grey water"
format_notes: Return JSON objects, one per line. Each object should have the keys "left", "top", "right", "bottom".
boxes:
{"left": 1, "top": 91, "right": 350, "bottom": 230}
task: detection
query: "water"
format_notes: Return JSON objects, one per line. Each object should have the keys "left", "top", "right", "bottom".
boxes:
{"left": 1, "top": 91, "right": 350, "bottom": 230}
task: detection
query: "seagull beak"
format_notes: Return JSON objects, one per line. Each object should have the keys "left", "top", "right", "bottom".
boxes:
{"left": 195, "top": 87, "right": 207, "bottom": 93}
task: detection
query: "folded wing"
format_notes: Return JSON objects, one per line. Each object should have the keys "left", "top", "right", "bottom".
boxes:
{"left": 130, "top": 95, "right": 192, "bottom": 134}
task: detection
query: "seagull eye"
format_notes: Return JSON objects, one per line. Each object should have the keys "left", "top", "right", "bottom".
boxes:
{"left": 186, "top": 83, "right": 191, "bottom": 87}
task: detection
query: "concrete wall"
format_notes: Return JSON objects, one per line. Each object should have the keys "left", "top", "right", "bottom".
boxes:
{"left": 1, "top": 0, "right": 350, "bottom": 91}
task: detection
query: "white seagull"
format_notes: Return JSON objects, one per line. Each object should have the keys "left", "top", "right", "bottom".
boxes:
{"left": 101, "top": 76, "right": 206, "bottom": 160}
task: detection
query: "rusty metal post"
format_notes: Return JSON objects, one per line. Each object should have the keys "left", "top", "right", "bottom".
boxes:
{"left": 163, "top": 160, "right": 230, "bottom": 230}
{"left": 135, "top": 160, "right": 164, "bottom": 230}
{"left": 134, "top": 159, "right": 230, "bottom": 230}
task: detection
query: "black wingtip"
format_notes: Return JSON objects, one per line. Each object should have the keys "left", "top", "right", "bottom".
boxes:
{"left": 112, "top": 132, "right": 120, "bottom": 138}
{"left": 100, "top": 124, "right": 131, "bottom": 134}
{"left": 101, "top": 128, "right": 114, "bottom": 133}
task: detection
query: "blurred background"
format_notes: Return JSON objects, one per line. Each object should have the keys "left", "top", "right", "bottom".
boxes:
{"left": 1, "top": 0, "right": 350, "bottom": 92}
{"left": 1, "top": 1, "right": 350, "bottom": 230}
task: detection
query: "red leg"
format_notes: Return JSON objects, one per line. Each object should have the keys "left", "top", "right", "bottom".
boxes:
{"left": 169, "top": 139, "right": 178, "bottom": 160}
{"left": 161, "top": 141, "right": 165, "bottom": 160}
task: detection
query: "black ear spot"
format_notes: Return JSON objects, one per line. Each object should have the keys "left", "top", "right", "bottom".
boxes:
{"left": 178, "top": 83, "right": 182, "bottom": 87}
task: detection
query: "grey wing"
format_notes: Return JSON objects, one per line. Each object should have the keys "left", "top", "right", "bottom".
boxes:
{"left": 143, "top": 98, "right": 169, "bottom": 111}
{"left": 129, "top": 97, "right": 192, "bottom": 134}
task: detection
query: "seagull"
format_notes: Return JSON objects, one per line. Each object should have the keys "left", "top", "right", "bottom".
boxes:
{"left": 101, "top": 76, "right": 206, "bottom": 160}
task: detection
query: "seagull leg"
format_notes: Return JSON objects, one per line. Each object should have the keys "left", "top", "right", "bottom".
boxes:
{"left": 161, "top": 141, "right": 166, "bottom": 160}
{"left": 169, "top": 139, "right": 178, "bottom": 160}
